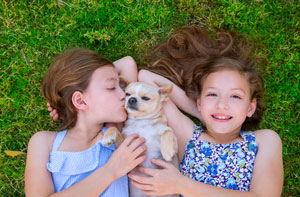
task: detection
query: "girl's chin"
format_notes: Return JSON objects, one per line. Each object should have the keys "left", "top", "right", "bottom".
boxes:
{"left": 121, "top": 115, "right": 128, "bottom": 122}
{"left": 118, "top": 112, "right": 128, "bottom": 122}
{"left": 107, "top": 112, "right": 127, "bottom": 123}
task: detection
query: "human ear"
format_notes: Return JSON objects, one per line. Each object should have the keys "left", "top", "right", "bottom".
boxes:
{"left": 196, "top": 96, "right": 201, "bottom": 112}
{"left": 72, "top": 91, "right": 87, "bottom": 110}
{"left": 247, "top": 98, "right": 257, "bottom": 117}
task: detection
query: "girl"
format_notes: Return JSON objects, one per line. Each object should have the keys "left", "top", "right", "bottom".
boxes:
{"left": 25, "top": 48, "right": 146, "bottom": 196}
{"left": 129, "top": 26, "right": 283, "bottom": 196}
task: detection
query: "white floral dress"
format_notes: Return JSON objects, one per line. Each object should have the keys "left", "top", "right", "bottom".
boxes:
{"left": 180, "top": 125, "right": 258, "bottom": 191}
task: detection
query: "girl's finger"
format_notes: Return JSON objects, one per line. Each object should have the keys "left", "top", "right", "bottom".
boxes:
{"left": 53, "top": 114, "right": 59, "bottom": 121}
{"left": 128, "top": 173, "right": 151, "bottom": 185}
{"left": 151, "top": 159, "right": 170, "bottom": 169}
{"left": 135, "top": 167, "right": 157, "bottom": 177}
{"left": 50, "top": 110, "right": 55, "bottom": 117}
{"left": 141, "top": 190, "right": 157, "bottom": 196}
{"left": 130, "top": 179, "right": 154, "bottom": 191}
{"left": 129, "top": 172, "right": 156, "bottom": 184}
{"left": 134, "top": 155, "right": 147, "bottom": 166}
{"left": 132, "top": 145, "right": 147, "bottom": 159}
{"left": 121, "top": 134, "right": 139, "bottom": 147}
{"left": 128, "top": 137, "right": 145, "bottom": 151}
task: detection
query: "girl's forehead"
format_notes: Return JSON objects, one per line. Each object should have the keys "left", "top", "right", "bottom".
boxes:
{"left": 92, "top": 66, "right": 118, "bottom": 80}
{"left": 207, "top": 70, "right": 245, "bottom": 80}
{"left": 203, "top": 70, "right": 250, "bottom": 92}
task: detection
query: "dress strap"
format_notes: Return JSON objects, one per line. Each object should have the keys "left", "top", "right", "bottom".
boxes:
{"left": 52, "top": 130, "right": 67, "bottom": 151}
{"left": 192, "top": 124, "right": 203, "bottom": 139}
{"left": 240, "top": 131, "right": 256, "bottom": 144}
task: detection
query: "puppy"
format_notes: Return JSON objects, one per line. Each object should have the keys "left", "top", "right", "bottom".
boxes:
{"left": 102, "top": 82, "right": 178, "bottom": 197}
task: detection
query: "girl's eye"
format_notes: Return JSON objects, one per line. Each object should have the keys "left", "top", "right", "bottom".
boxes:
{"left": 126, "top": 93, "right": 130, "bottom": 96}
{"left": 207, "top": 93, "right": 217, "bottom": 97}
{"left": 108, "top": 87, "right": 116, "bottom": 90}
{"left": 231, "top": 95, "right": 242, "bottom": 99}
{"left": 142, "top": 96, "right": 150, "bottom": 101}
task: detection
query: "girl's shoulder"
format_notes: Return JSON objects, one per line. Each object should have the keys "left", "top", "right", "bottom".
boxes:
{"left": 254, "top": 129, "right": 282, "bottom": 148}
{"left": 28, "top": 131, "right": 58, "bottom": 153}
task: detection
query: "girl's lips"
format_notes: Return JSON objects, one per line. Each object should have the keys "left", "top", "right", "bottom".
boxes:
{"left": 211, "top": 114, "right": 232, "bottom": 122}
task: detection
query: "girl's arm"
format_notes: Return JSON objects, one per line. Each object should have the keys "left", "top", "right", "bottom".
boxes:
{"left": 129, "top": 129, "right": 283, "bottom": 197}
{"left": 248, "top": 129, "right": 283, "bottom": 195}
{"left": 25, "top": 131, "right": 56, "bottom": 196}
{"left": 114, "top": 56, "right": 137, "bottom": 82}
{"left": 25, "top": 132, "right": 146, "bottom": 197}
{"left": 138, "top": 69, "right": 202, "bottom": 121}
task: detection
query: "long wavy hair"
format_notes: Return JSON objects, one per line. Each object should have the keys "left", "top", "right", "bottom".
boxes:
{"left": 144, "top": 26, "right": 266, "bottom": 130}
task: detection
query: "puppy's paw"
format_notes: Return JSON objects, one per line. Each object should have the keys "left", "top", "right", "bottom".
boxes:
{"left": 161, "top": 130, "right": 178, "bottom": 161}
{"left": 102, "top": 127, "right": 118, "bottom": 146}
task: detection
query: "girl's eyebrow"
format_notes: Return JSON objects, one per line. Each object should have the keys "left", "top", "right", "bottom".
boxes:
{"left": 204, "top": 87, "right": 217, "bottom": 91}
{"left": 105, "top": 78, "right": 117, "bottom": 82}
{"left": 204, "top": 87, "right": 246, "bottom": 93}
{"left": 231, "top": 88, "right": 246, "bottom": 94}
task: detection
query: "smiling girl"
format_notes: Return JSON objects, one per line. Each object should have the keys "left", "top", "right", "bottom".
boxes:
{"left": 131, "top": 26, "right": 283, "bottom": 196}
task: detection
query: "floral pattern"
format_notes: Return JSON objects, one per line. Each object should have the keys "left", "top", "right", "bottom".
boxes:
{"left": 180, "top": 125, "right": 258, "bottom": 191}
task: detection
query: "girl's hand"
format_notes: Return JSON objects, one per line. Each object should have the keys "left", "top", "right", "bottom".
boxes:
{"left": 128, "top": 159, "right": 182, "bottom": 196}
{"left": 106, "top": 134, "right": 147, "bottom": 180}
{"left": 47, "top": 102, "right": 60, "bottom": 120}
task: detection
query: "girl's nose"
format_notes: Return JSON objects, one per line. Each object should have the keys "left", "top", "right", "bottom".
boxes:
{"left": 118, "top": 88, "right": 126, "bottom": 101}
{"left": 216, "top": 96, "right": 229, "bottom": 110}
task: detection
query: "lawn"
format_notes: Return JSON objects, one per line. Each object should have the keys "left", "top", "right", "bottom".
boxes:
{"left": 0, "top": 0, "right": 299, "bottom": 196}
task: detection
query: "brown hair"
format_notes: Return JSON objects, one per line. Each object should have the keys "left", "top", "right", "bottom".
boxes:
{"left": 42, "top": 48, "right": 113, "bottom": 130}
{"left": 145, "top": 26, "right": 266, "bottom": 130}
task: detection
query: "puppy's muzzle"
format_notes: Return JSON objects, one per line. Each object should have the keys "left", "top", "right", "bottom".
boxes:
{"left": 129, "top": 97, "right": 137, "bottom": 105}
{"left": 127, "top": 97, "right": 138, "bottom": 111}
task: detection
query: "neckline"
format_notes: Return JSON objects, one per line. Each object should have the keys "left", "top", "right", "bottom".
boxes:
{"left": 194, "top": 125, "right": 252, "bottom": 146}
{"left": 198, "top": 137, "right": 248, "bottom": 146}
{"left": 53, "top": 127, "right": 115, "bottom": 153}
{"left": 55, "top": 136, "right": 103, "bottom": 154}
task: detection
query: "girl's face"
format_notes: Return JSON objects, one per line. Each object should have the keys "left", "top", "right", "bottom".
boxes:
{"left": 83, "top": 66, "right": 127, "bottom": 123}
{"left": 197, "top": 70, "right": 256, "bottom": 135}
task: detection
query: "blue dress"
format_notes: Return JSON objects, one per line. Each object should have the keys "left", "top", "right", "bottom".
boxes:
{"left": 47, "top": 127, "right": 129, "bottom": 196}
{"left": 180, "top": 125, "right": 258, "bottom": 191}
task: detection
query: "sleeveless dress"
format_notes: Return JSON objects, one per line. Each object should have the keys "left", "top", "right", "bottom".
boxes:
{"left": 180, "top": 125, "right": 258, "bottom": 191}
{"left": 47, "top": 127, "right": 129, "bottom": 196}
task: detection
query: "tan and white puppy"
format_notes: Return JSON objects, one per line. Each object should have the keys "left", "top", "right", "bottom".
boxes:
{"left": 123, "top": 82, "right": 178, "bottom": 197}
{"left": 102, "top": 82, "right": 178, "bottom": 197}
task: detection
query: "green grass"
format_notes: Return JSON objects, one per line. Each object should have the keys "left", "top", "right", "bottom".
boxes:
{"left": 0, "top": 0, "right": 299, "bottom": 196}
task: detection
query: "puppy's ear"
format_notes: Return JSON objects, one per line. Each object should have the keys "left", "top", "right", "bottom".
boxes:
{"left": 119, "top": 77, "right": 130, "bottom": 91}
{"left": 158, "top": 85, "right": 173, "bottom": 101}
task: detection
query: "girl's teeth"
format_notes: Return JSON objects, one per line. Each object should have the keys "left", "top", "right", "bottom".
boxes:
{"left": 214, "top": 115, "right": 231, "bottom": 120}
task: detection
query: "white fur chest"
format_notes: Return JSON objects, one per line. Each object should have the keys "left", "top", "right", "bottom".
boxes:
{"left": 122, "top": 118, "right": 170, "bottom": 168}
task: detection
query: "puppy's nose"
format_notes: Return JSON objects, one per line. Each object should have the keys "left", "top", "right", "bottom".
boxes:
{"left": 128, "top": 97, "right": 137, "bottom": 105}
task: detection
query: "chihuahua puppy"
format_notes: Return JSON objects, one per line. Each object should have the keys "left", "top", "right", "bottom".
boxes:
{"left": 102, "top": 82, "right": 178, "bottom": 197}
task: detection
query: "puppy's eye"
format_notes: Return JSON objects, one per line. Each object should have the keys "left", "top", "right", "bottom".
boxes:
{"left": 126, "top": 93, "right": 131, "bottom": 97}
{"left": 142, "top": 96, "right": 150, "bottom": 101}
